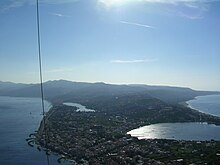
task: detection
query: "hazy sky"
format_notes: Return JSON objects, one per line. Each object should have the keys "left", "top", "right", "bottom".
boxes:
{"left": 0, "top": 0, "right": 220, "bottom": 91}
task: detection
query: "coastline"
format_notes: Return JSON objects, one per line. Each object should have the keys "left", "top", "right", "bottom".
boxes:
{"left": 179, "top": 101, "right": 190, "bottom": 107}
{"left": 33, "top": 105, "right": 75, "bottom": 164}
{"left": 183, "top": 94, "right": 220, "bottom": 118}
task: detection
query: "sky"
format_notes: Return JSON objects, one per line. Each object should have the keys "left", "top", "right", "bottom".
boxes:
{"left": 0, "top": 0, "right": 220, "bottom": 91}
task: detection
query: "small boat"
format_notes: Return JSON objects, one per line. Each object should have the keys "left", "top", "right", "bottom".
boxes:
{"left": 28, "top": 141, "right": 34, "bottom": 147}
{"left": 57, "top": 156, "right": 65, "bottom": 163}
{"left": 37, "top": 146, "right": 41, "bottom": 151}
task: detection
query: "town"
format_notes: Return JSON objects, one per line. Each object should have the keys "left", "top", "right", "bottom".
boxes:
{"left": 35, "top": 103, "right": 220, "bottom": 164}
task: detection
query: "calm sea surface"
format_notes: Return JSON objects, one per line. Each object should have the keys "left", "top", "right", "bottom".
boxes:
{"left": 0, "top": 96, "right": 72, "bottom": 165}
{"left": 128, "top": 94, "right": 220, "bottom": 141}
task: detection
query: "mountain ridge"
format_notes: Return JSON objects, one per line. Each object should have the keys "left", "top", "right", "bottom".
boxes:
{"left": 0, "top": 80, "right": 219, "bottom": 104}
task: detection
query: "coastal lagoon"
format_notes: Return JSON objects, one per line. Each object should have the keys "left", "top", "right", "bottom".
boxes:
{"left": 0, "top": 96, "right": 72, "bottom": 165}
{"left": 63, "top": 102, "right": 95, "bottom": 112}
{"left": 128, "top": 94, "right": 220, "bottom": 141}
{"left": 128, "top": 122, "right": 220, "bottom": 141}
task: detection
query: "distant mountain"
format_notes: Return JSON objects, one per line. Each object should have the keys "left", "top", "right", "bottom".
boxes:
{"left": 129, "top": 84, "right": 219, "bottom": 104}
{"left": 0, "top": 80, "right": 219, "bottom": 104}
{"left": 0, "top": 81, "right": 32, "bottom": 94}
{"left": 0, "top": 80, "right": 91, "bottom": 98}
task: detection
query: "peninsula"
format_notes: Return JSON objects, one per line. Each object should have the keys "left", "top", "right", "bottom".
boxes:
{"left": 35, "top": 99, "right": 220, "bottom": 164}
{"left": 1, "top": 80, "right": 220, "bottom": 164}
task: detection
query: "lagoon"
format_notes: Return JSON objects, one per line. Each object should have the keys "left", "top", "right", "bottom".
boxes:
{"left": 128, "top": 94, "right": 220, "bottom": 141}
{"left": 63, "top": 102, "right": 95, "bottom": 112}
{"left": 128, "top": 122, "right": 220, "bottom": 141}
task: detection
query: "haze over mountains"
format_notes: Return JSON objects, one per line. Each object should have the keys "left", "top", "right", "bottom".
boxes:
{"left": 0, "top": 80, "right": 219, "bottom": 105}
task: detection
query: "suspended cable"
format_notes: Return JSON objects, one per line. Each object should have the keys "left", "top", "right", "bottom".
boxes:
{"left": 36, "top": 0, "right": 50, "bottom": 164}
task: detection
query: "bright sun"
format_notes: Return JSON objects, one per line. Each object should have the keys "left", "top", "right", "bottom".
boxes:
{"left": 99, "top": 0, "right": 132, "bottom": 7}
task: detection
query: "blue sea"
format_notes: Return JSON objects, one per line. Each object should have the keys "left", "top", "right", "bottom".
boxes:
{"left": 187, "top": 94, "right": 220, "bottom": 117}
{"left": 0, "top": 96, "right": 72, "bottom": 165}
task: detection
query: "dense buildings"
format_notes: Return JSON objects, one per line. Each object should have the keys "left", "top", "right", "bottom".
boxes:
{"left": 35, "top": 103, "right": 220, "bottom": 164}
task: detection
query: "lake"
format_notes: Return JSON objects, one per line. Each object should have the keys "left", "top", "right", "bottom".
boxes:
{"left": 128, "top": 122, "right": 220, "bottom": 141}
{"left": 128, "top": 94, "right": 220, "bottom": 141}
{"left": 63, "top": 102, "right": 95, "bottom": 112}
{"left": 0, "top": 96, "right": 72, "bottom": 165}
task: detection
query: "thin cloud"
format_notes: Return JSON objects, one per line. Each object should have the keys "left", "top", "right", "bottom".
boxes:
{"left": 27, "top": 67, "right": 74, "bottom": 74}
{"left": 110, "top": 59, "right": 158, "bottom": 64}
{"left": 45, "top": 68, "right": 74, "bottom": 73}
{"left": 120, "top": 21, "right": 155, "bottom": 29}
{"left": 135, "top": 0, "right": 219, "bottom": 5}
{"left": 142, "top": 0, "right": 220, "bottom": 19}
{"left": 1, "top": 0, "right": 79, "bottom": 11}
{"left": 1, "top": 0, "right": 28, "bottom": 11}
{"left": 49, "top": 12, "right": 71, "bottom": 17}
{"left": 98, "top": 0, "right": 220, "bottom": 6}
{"left": 42, "top": 0, "right": 79, "bottom": 4}
{"left": 184, "top": 3, "right": 202, "bottom": 9}
{"left": 2, "top": 0, "right": 219, "bottom": 11}
{"left": 165, "top": 3, "right": 207, "bottom": 20}
{"left": 99, "top": 0, "right": 220, "bottom": 19}
{"left": 179, "top": 12, "right": 203, "bottom": 19}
